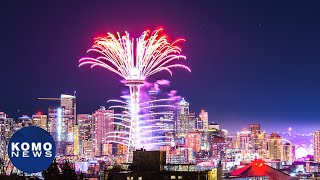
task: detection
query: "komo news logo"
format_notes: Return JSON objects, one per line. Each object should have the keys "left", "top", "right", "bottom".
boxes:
{"left": 8, "top": 126, "right": 56, "bottom": 173}
{"left": 10, "top": 142, "right": 53, "bottom": 158}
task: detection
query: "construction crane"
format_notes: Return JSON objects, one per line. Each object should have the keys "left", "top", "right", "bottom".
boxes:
{"left": 38, "top": 92, "right": 77, "bottom": 124}
{"left": 38, "top": 97, "right": 61, "bottom": 101}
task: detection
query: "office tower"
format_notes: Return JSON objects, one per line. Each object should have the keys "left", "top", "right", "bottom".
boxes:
{"left": 177, "top": 98, "right": 189, "bottom": 139}
{"left": 281, "top": 142, "right": 293, "bottom": 161}
{"left": 314, "top": 130, "right": 320, "bottom": 162}
{"left": 77, "top": 114, "right": 93, "bottom": 156}
{"left": 73, "top": 124, "right": 79, "bottom": 155}
{"left": 199, "top": 110, "right": 209, "bottom": 132}
{"left": 188, "top": 112, "right": 196, "bottom": 131}
{"left": 186, "top": 131, "right": 201, "bottom": 153}
{"left": 48, "top": 107, "right": 65, "bottom": 155}
{"left": 196, "top": 117, "right": 203, "bottom": 130}
{"left": 0, "top": 112, "right": 13, "bottom": 158}
{"left": 60, "top": 94, "right": 76, "bottom": 143}
{"left": 147, "top": 90, "right": 163, "bottom": 149}
{"left": 249, "top": 124, "right": 260, "bottom": 134}
{"left": 236, "top": 128, "right": 252, "bottom": 151}
{"left": 47, "top": 94, "right": 76, "bottom": 155}
{"left": 112, "top": 110, "right": 130, "bottom": 155}
{"left": 32, "top": 112, "right": 47, "bottom": 130}
{"left": 18, "top": 115, "right": 32, "bottom": 127}
{"left": 92, "top": 106, "right": 114, "bottom": 156}
{"left": 258, "top": 131, "right": 267, "bottom": 158}
{"left": 210, "top": 136, "right": 226, "bottom": 159}
{"left": 162, "top": 110, "right": 175, "bottom": 147}
{"left": 268, "top": 133, "right": 282, "bottom": 160}
{"left": 249, "top": 124, "right": 261, "bottom": 153}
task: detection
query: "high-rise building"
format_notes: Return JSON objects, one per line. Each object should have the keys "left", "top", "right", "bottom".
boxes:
{"left": 161, "top": 110, "right": 175, "bottom": 147}
{"left": 188, "top": 112, "right": 196, "bottom": 131}
{"left": 0, "top": 112, "right": 13, "bottom": 158}
{"left": 210, "top": 136, "right": 227, "bottom": 159}
{"left": 199, "top": 110, "right": 209, "bottom": 132}
{"left": 148, "top": 90, "right": 159, "bottom": 141}
{"left": 249, "top": 124, "right": 261, "bottom": 153}
{"left": 60, "top": 94, "right": 76, "bottom": 143}
{"left": 48, "top": 107, "right": 66, "bottom": 155}
{"left": 147, "top": 90, "right": 174, "bottom": 149}
{"left": 177, "top": 98, "right": 189, "bottom": 139}
{"left": 73, "top": 124, "right": 79, "bottom": 156}
{"left": 18, "top": 115, "right": 32, "bottom": 127}
{"left": 236, "top": 128, "right": 252, "bottom": 151}
{"left": 281, "top": 142, "right": 293, "bottom": 161}
{"left": 249, "top": 124, "right": 260, "bottom": 134}
{"left": 92, "top": 106, "right": 114, "bottom": 156}
{"left": 186, "top": 131, "right": 201, "bottom": 153}
{"left": 47, "top": 94, "right": 76, "bottom": 155}
{"left": 257, "top": 131, "right": 267, "bottom": 158}
{"left": 314, "top": 130, "right": 320, "bottom": 162}
{"left": 196, "top": 117, "right": 203, "bottom": 130}
{"left": 77, "top": 114, "right": 93, "bottom": 156}
{"left": 32, "top": 112, "right": 47, "bottom": 130}
{"left": 268, "top": 133, "right": 282, "bottom": 160}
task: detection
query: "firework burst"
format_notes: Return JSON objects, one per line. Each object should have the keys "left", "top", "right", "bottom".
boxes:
{"left": 79, "top": 28, "right": 190, "bottom": 161}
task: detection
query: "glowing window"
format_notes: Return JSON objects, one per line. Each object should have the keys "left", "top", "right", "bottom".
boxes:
{"left": 178, "top": 176, "right": 183, "bottom": 179}
{"left": 170, "top": 175, "right": 176, "bottom": 179}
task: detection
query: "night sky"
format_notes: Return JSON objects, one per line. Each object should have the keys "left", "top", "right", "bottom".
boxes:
{"left": 1, "top": 1, "right": 320, "bottom": 133}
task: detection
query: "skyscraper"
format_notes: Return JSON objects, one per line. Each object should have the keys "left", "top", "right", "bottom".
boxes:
{"left": 257, "top": 131, "right": 267, "bottom": 158}
{"left": 92, "top": 106, "right": 114, "bottom": 156}
{"left": 249, "top": 124, "right": 260, "bottom": 134}
{"left": 199, "top": 110, "right": 209, "bottom": 132}
{"left": 48, "top": 107, "right": 65, "bottom": 155}
{"left": 177, "top": 98, "right": 189, "bottom": 139}
{"left": 236, "top": 128, "right": 252, "bottom": 154}
{"left": 0, "top": 112, "right": 13, "bottom": 159}
{"left": 188, "top": 112, "right": 196, "bottom": 131}
{"left": 249, "top": 124, "right": 261, "bottom": 153}
{"left": 196, "top": 117, "right": 203, "bottom": 130}
{"left": 162, "top": 110, "right": 175, "bottom": 147}
{"left": 18, "top": 115, "right": 32, "bottom": 127}
{"left": 268, "top": 133, "right": 282, "bottom": 160}
{"left": 186, "top": 131, "right": 201, "bottom": 153}
{"left": 314, "top": 130, "right": 320, "bottom": 162}
{"left": 77, "top": 114, "right": 93, "bottom": 156}
{"left": 47, "top": 94, "right": 76, "bottom": 155}
{"left": 281, "top": 142, "right": 293, "bottom": 161}
{"left": 73, "top": 124, "right": 79, "bottom": 156}
{"left": 60, "top": 94, "right": 76, "bottom": 143}
{"left": 32, "top": 112, "right": 47, "bottom": 130}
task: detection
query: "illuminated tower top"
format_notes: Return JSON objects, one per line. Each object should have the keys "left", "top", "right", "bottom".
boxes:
{"left": 179, "top": 98, "right": 189, "bottom": 106}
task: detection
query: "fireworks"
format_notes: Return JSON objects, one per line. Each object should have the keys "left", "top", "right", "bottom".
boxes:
{"left": 106, "top": 96, "right": 177, "bottom": 151}
{"left": 79, "top": 28, "right": 190, "bottom": 161}
{"left": 79, "top": 28, "right": 190, "bottom": 81}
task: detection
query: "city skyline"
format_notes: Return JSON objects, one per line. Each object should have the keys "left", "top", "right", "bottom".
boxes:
{"left": 1, "top": 1, "right": 320, "bottom": 133}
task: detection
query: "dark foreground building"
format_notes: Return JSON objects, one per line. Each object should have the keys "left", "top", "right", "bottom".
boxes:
{"left": 106, "top": 150, "right": 220, "bottom": 180}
